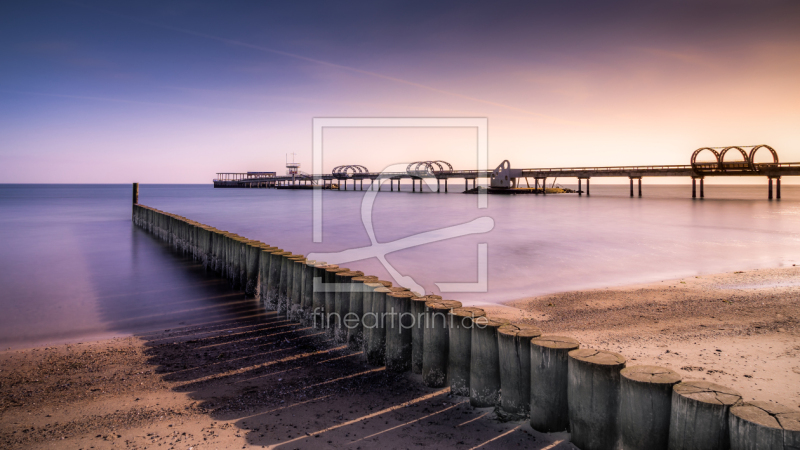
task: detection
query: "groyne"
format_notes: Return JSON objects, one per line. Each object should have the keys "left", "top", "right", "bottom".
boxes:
{"left": 131, "top": 185, "right": 799, "bottom": 449}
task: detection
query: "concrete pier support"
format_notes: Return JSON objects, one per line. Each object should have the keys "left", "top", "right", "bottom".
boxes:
{"left": 385, "top": 291, "right": 419, "bottom": 372}
{"left": 364, "top": 286, "right": 391, "bottom": 366}
{"left": 777, "top": 177, "right": 782, "bottom": 199}
{"left": 668, "top": 380, "right": 742, "bottom": 450}
{"left": 410, "top": 295, "right": 442, "bottom": 374}
{"left": 497, "top": 324, "right": 542, "bottom": 417}
{"left": 769, "top": 177, "right": 773, "bottom": 199}
{"left": 568, "top": 349, "right": 626, "bottom": 450}
{"left": 618, "top": 365, "right": 681, "bottom": 450}
{"left": 469, "top": 316, "right": 511, "bottom": 407}
{"left": 578, "top": 178, "right": 582, "bottom": 195}
{"left": 347, "top": 275, "right": 377, "bottom": 351}
{"left": 421, "top": 300, "right": 462, "bottom": 387}
{"left": 448, "top": 307, "right": 485, "bottom": 396}
{"left": 529, "top": 336, "right": 580, "bottom": 433}
{"left": 729, "top": 401, "right": 800, "bottom": 449}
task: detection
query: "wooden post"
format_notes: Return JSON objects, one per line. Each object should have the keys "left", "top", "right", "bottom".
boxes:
{"left": 669, "top": 380, "right": 741, "bottom": 450}
{"left": 618, "top": 365, "right": 681, "bottom": 450}
{"left": 729, "top": 401, "right": 800, "bottom": 449}
{"left": 347, "top": 275, "right": 377, "bottom": 351}
{"left": 470, "top": 316, "right": 511, "bottom": 407}
{"left": 422, "top": 300, "right": 462, "bottom": 386}
{"left": 568, "top": 349, "right": 626, "bottom": 450}
{"left": 530, "top": 336, "right": 580, "bottom": 432}
{"left": 132, "top": 183, "right": 139, "bottom": 205}
{"left": 410, "top": 295, "right": 442, "bottom": 374}
{"left": 497, "top": 324, "right": 542, "bottom": 417}
{"left": 448, "top": 307, "right": 485, "bottom": 396}
{"left": 385, "top": 291, "right": 419, "bottom": 372}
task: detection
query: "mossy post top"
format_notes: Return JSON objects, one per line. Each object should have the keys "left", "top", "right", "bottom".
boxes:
{"left": 620, "top": 365, "right": 681, "bottom": 384}
{"left": 568, "top": 348, "right": 626, "bottom": 367}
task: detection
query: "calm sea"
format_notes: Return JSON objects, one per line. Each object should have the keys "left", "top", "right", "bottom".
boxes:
{"left": 1, "top": 183, "right": 798, "bottom": 349}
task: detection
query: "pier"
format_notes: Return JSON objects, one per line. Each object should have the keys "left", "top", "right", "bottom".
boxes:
{"left": 214, "top": 145, "right": 799, "bottom": 198}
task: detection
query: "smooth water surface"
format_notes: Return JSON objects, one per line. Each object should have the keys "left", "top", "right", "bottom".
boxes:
{"left": 1, "top": 183, "right": 799, "bottom": 349}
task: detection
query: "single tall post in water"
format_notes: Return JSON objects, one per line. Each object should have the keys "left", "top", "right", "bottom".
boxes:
{"left": 132, "top": 183, "right": 139, "bottom": 205}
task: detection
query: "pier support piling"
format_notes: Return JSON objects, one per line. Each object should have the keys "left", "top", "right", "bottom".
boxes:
{"left": 777, "top": 177, "right": 782, "bottom": 199}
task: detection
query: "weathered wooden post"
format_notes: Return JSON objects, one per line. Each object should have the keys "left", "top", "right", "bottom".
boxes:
{"left": 361, "top": 280, "right": 390, "bottom": 361}
{"left": 364, "top": 286, "right": 391, "bottom": 366}
{"left": 311, "top": 263, "right": 336, "bottom": 328}
{"left": 410, "top": 295, "right": 441, "bottom": 374}
{"left": 245, "top": 241, "right": 261, "bottom": 297}
{"left": 324, "top": 267, "right": 349, "bottom": 333}
{"left": 668, "top": 380, "right": 742, "bottom": 450}
{"left": 470, "top": 316, "right": 510, "bottom": 407}
{"left": 568, "top": 349, "right": 626, "bottom": 450}
{"left": 497, "top": 323, "right": 542, "bottom": 417}
{"left": 347, "top": 275, "right": 378, "bottom": 351}
{"left": 266, "top": 251, "right": 290, "bottom": 310}
{"left": 289, "top": 258, "right": 308, "bottom": 321}
{"left": 729, "top": 401, "right": 800, "bottom": 449}
{"left": 421, "top": 300, "right": 462, "bottom": 386}
{"left": 300, "top": 260, "right": 320, "bottom": 325}
{"left": 385, "top": 291, "right": 420, "bottom": 373}
{"left": 529, "top": 336, "right": 580, "bottom": 432}
{"left": 448, "top": 307, "right": 485, "bottom": 396}
{"left": 334, "top": 271, "right": 362, "bottom": 343}
{"left": 618, "top": 365, "right": 681, "bottom": 450}
{"left": 132, "top": 182, "right": 139, "bottom": 207}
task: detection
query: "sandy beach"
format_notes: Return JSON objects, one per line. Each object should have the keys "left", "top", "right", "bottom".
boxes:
{"left": 1, "top": 266, "right": 798, "bottom": 449}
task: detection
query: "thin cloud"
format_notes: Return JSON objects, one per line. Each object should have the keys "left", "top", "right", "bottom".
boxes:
{"left": 62, "top": 1, "right": 573, "bottom": 124}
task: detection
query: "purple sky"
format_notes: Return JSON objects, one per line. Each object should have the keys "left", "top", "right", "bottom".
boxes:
{"left": 1, "top": 1, "right": 799, "bottom": 183}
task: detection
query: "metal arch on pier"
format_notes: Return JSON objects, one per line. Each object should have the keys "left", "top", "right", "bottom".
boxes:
{"left": 718, "top": 146, "right": 750, "bottom": 170}
{"left": 748, "top": 145, "right": 779, "bottom": 169}
{"left": 690, "top": 147, "right": 720, "bottom": 168}
{"left": 406, "top": 160, "right": 454, "bottom": 176}
{"left": 332, "top": 165, "right": 369, "bottom": 178}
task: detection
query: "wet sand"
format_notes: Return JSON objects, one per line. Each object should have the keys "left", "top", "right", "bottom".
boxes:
{"left": 1, "top": 266, "right": 798, "bottom": 449}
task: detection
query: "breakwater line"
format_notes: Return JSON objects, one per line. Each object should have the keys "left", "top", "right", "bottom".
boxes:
{"left": 131, "top": 184, "right": 799, "bottom": 449}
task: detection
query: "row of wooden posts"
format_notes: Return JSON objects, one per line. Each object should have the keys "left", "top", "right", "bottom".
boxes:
{"left": 131, "top": 194, "right": 797, "bottom": 450}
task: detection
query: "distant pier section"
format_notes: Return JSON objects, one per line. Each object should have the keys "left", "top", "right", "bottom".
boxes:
{"left": 214, "top": 145, "right": 800, "bottom": 199}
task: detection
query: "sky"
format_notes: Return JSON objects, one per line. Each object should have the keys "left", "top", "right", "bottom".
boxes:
{"left": 1, "top": 0, "right": 799, "bottom": 183}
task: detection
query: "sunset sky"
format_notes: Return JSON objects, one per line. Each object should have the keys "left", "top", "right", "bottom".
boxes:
{"left": 2, "top": 1, "right": 799, "bottom": 183}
